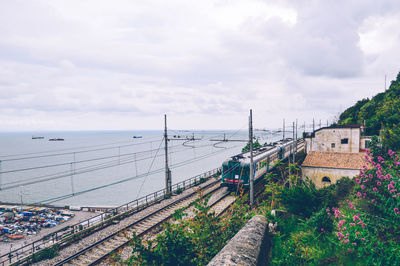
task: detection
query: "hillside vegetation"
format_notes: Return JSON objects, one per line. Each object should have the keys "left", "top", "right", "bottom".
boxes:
{"left": 338, "top": 72, "right": 400, "bottom": 149}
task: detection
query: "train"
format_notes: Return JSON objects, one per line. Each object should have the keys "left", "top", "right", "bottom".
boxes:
{"left": 221, "top": 138, "right": 304, "bottom": 190}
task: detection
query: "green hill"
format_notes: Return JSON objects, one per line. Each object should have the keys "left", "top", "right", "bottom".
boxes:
{"left": 338, "top": 72, "right": 400, "bottom": 150}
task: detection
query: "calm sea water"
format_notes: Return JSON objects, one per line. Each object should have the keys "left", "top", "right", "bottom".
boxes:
{"left": 0, "top": 130, "right": 282, "bottom": 207}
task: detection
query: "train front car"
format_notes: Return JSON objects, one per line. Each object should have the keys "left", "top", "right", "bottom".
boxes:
{"left": 221, "top": 155, "right": 249, "bottom": 191}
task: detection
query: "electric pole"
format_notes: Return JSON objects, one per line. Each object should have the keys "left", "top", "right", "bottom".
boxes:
{"left": 249, "top": 109, "right": 254, "bottom": 207}
{"left": 0, "top": 160, "right": 2, "bottom": 191}
{"left": 313, "top": 118, "right": 315, "bottom": 132}
{"left": 292, "top": 121, "right": 295, "bottom": 164}
{"left": 295, "top": 119, "right": 298, "bottom": 162}
{"left": 164, "top": 114, "right": 171, "bottom": 194}
{"left": 283, "top": 119, "right": 285, "bottom": 140}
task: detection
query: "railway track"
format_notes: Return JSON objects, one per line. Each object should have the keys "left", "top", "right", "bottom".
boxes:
{"left": 54, "top": 181, "right": 224, "bottom": 266}
{"left": 111, "top": 188, "right": 236, "bottom": 264}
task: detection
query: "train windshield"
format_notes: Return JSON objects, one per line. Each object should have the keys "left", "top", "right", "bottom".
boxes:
{"left": 223, "top": 162, "right": 241, "bottom": 180}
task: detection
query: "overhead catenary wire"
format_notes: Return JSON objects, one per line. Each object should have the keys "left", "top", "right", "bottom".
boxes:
{"left": 0, "top": 142, "right": 186, "bottom": 175}
{"left": 28, "top": 143, "right": 241, "bottom": 205}
{"left": 0, "top": 141, "right": 229, "bottom": 190}
{"left": 0, "top": 138, "right": 165, "bottom": 162}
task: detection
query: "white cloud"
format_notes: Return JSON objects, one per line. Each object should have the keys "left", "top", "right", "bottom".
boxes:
{"left": 0, "top": 0, "right": 399, "bottom": 131}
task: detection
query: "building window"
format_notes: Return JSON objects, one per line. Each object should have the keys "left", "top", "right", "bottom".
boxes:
{"left": 322, "top": 176, "right": 331, "bottom": 183}
{"left": 331, "top": 143, "right": 335, "bottom": 148}
{"left": 365, "top": 140, "right": 371, "bottom": 148}
{"left": 341, "top": 138, "right": 349, "bottom": 144}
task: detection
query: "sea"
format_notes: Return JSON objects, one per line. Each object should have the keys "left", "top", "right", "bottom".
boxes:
{"left": 0, "top": 130, "right": 283, "bottom": 207}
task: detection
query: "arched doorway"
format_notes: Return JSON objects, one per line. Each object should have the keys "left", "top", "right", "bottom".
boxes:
{"left": 322, "top": 176, "right": 331, "bottom": 183}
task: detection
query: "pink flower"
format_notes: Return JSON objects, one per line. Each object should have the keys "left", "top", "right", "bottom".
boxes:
{"left": 394, "top": 208, "right": 399, "bottom": 213}
{"left": 361, "top": 185, "right": 365, "bottom": 190}
{"left": 350, "top": 223, "right": 355, "bottom": 226}
{"left": 371, "top": 199, "right": 375, "bottom": 203}
{"left": 357, "top": 192, "right": 362, "bottom": 197}
{"left": 377, "top": 181, "right": 382, "bottom": 186}
{"left": 373, "top": 187, "right": 378, "bottom": 192}
{"left": 352, "top": 243, "right": 357, "bottom": 246}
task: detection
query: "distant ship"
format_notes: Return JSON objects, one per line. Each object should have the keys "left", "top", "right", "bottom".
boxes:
{"left": 133, "top": 136, "right": 142, "bottom": 139}
{"left": 32, "top": 136, "right": 44, "bottom": 139}
{"left": 49, "top": 138, "right": 64, "bottom": 141}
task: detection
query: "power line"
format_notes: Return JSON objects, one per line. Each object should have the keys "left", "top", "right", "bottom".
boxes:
{"left": 28, "top": 143, "right": 241, "bottom": 205}
{"left": 0, "top": 142, "right": 227, "bottom": 190}
{"left": 0, "top": 142, "right": 185, "bottom": 174}
{"left": 0, "top": 138, "right": 165, "bottom": 162}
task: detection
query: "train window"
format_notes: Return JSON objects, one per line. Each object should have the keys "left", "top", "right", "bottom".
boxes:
{"left": 341, "top": 138, "right": 349, "bottom": 144}
{"left": 331, "top": 143, "right": 335, "bottom": 148}
{"left": 322, "top": 176, "right": 331, "bottom": 183}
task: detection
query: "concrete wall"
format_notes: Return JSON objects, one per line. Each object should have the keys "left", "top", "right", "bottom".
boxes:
{"left": 308, "top": 128, "right": 360, "bottom": 153}
{"left": 208, "top": 215, "right": 270, "bottom": 266}
{"left": 302, "top": 166, "right": 360, "bottom": 188}
{"left": 360, "top": 136, "right": 372, "bottom": 150}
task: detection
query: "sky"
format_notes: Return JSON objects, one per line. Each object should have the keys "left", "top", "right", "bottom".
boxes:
{"left": 0, "top": 0, "right": 399, "bottom": 131}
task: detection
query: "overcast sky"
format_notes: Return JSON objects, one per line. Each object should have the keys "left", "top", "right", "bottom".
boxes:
{"left": 0, "top": 0, "right": 399, "bottom": 131}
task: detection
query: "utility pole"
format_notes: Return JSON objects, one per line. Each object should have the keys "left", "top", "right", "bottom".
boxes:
{"left": 313, "top": 118, "right": 315, "bottom": 132}
{"left": 283, "top": 119, "right": 285, "bottom": 140}
{"left": 249, "top": 109, "right": 254, "bottom": 207}
{"left": 292, "top": 121, "right": 295, "bottom": 164}
{"left": 164, "top": 114, "right": 171, "bottom": 194}
{"left": 0, "top": 160, "right": 2, "bottom": 191}
{"left": 295, "top": 119, "right": 298, "bottom": 162}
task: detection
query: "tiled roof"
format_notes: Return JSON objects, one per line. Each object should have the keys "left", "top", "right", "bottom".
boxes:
{"left": 302, "top": 151, "right": 367, "bottom": 170}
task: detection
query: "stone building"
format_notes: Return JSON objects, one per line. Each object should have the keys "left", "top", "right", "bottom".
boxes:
{"left": 302, "top": 152, "right": 365, "bottom": 187}
{"left": 302, "top": 125, "right": 370, "bottom": 188}
{"left": 305, "top": 125, "right": 371, "bottom": 153}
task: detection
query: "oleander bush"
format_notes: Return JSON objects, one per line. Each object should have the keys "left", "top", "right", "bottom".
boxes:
{"left": 270, "top": 142, "right": 400, "bottom": 265}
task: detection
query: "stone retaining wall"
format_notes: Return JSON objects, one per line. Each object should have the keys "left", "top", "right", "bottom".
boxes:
{"left": 207, "top": 215, "right": 270, "bottom": 266}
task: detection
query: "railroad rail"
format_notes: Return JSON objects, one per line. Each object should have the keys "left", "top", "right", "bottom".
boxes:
{"left": 110, "top": 189, "right": 236, "bottom": 264}
{"left": 54, "top": 181, "right": 224, "bottom": 265}
{"left": 4, "top": 168, "right": 220, "bottom": 266}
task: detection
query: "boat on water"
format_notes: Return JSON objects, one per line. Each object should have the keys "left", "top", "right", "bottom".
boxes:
{"left": 32, "top": 136, "right": 44, "bottom": 139}
{"left": 49, "top": 138, "right": 64, "bottom": 141}
{"left": 133, "top": 136, "right": 142, "bottom": 139}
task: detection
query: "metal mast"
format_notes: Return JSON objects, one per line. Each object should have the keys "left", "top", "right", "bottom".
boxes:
{"left": 292, "top": 121, "right": 295, "bottom": 164}
{"left": 164, "top": 114, "right": 171, "bottom": 194}
{"left": 283, "top": 119, "right": 285, "bottom": 140}
{"left": 249, "top": 109, "right": 254, "bottom": 207}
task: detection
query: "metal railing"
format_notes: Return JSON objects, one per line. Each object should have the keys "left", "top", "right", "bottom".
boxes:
{"left": 0, "top": 167, "right": 221, "bottom": 265}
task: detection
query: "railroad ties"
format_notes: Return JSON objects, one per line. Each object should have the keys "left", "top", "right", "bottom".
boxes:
{"left": 58, "top": 181, "right": 225, "bottom": 266}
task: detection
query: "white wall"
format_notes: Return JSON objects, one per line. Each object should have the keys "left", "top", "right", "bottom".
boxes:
{"left": 308, "top": 128, "right": 360, "bottom": 153}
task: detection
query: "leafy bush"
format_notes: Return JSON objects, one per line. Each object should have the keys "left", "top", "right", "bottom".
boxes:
{"left": 277, "top": 181, "right": 322, "bottom": 218}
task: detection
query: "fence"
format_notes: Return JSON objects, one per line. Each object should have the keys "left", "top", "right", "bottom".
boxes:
{"left": 0, "top": 167, "right": 221, "bottom": 265}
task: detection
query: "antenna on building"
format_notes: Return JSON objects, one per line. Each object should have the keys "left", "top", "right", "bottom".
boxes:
{"left": 385, "top": 74, "right": 387, "bottom": 91}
